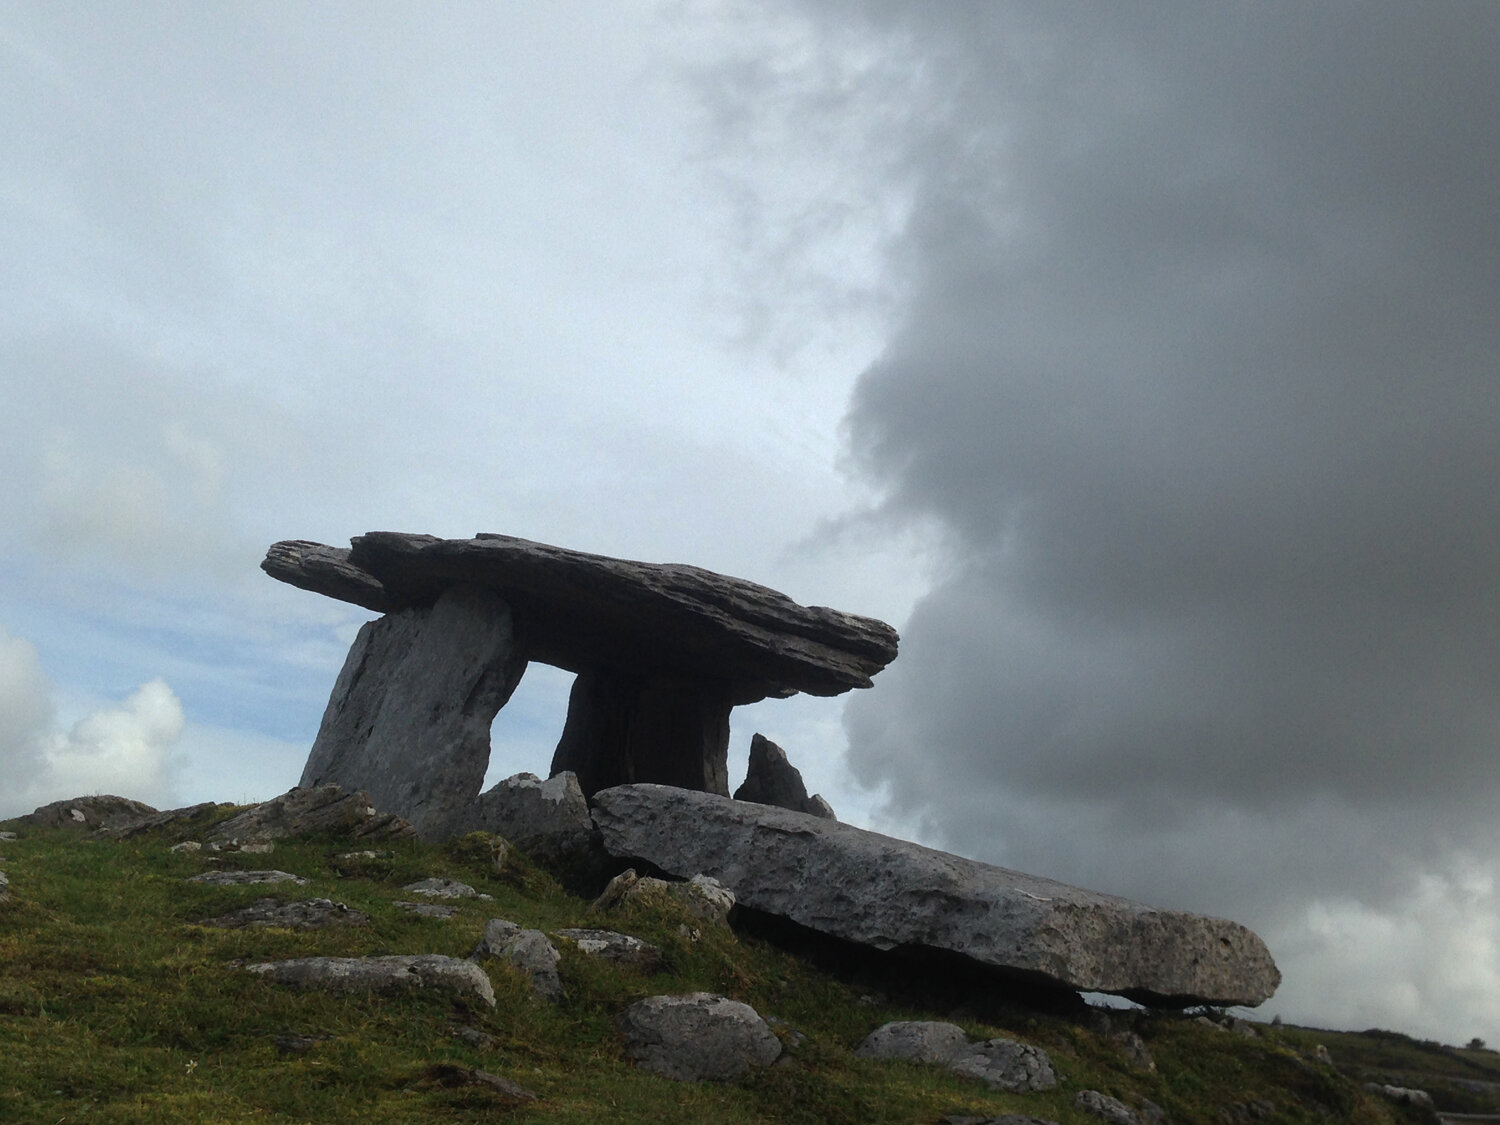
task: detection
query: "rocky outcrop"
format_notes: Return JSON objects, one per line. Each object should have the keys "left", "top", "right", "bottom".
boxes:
{"left": 244, "top": 954, "right": 496, "bottom": 1008}
{"left": 591, "top": 785, "right": 1281, "bottom": 1008}
{"left": 617, "top": 992, "right": 782, "bottom": 1081}
{"left": 856, "top": 1021, "right": 1058, "bottom": 1093}
{"left": 198, "top": 897, "right": 369, "bottom": 929}
{"left": 14, "top": 795, "right": 160, "bottom": 831}
{"left": 733, "top": 733, "right": 835, "bottom": 819}
{"left": 299, "top": 585, "right": 527, "bottom": 839}
{"left": 186, "top": 870, "right": 309, "bottom": 886}
{"left": 264, "top": 533, "right": 898, "bottom": 802}
{"left": 208, "top": 785, "right": 414, "bottom": 844}
{"left": 469, "top": 918, "right": 562, "bottom": 1002}
{"left": 554, "top": 928, "right": 664, "bottom": 973}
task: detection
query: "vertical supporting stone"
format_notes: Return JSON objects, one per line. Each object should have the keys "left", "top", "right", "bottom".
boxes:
{"left": 299, "top": 584, "right": 527, "bottom": 839}
{"left": 550, "top": 668, "right": 731, "bottom": 798}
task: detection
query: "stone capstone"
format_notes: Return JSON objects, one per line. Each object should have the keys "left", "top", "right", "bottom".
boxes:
{"left": 245, "top": 954, "right": 496, "bottom": 1007}
{"left": 298, "top": 584, "right": 527, "bottom": 839}
{"left": 617, "top": 992, "right": 782, "bottom": 1082}
{"left": 590, "top": 785, "right": 1281, "bottom": 1007}
{"left": 733, "top": 733, "right": 835, "bottom": 819}
{"left": 208, "top": 785, "right": 414, "bottom": 844}
{"left": 198, "top": 897, "right": 370, "bottom": 929}
{"left": 264, "top": 533, "right": 898, "bottom": 801}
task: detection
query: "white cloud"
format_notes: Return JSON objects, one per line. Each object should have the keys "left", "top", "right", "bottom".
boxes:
{"left": 0, "top": 623, "right": 184, "bottom": 819}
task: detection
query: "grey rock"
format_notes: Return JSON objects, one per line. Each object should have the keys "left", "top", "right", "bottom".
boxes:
{"left": 264, "top": 532, "right": 899, "bottom": 703}
{"left": 855, "top": 1020, "right": 971, "bottom": 1064}
{"left": 618, "top": 992, "right": 782, "bottom": 1081}
{"left": 402, "top": 877, "right": 483, "bottom": 899}
{"left": 0, "top": 869, "right": 8, "bottom": 900}
{"left": 170, "top": 841, "right": 202, "bottom": 853}
{"left": 245, "top": 954, "right": 496, "bottom": 1007}
{"left": 299, "top": 584, "right": 527, "bottom": 840}
{"left": 1364, "top": 1084, "right": 1435, "bottom": 1110}
{"left": 466, "top": 772, "right": 594, "bottom": 866}
{"left": 17, "top": 795, "right": 159, "bottom": 831}
{"left": 554, "top": 928, "right": 664, "bottom": 973}
{"left": 940, "top": 1118, "right": 1060, "bottom": 1125}
{"left": 394, "top": 901, "right": 457, "bottom": 919}
{"left": 949, "top": 1038, "right": 1059, "bottom": 1092}
{"left": 96, "top": 802, "right": 222, "bottom": 839}
{"left": 0, "top": 831, "right": 16, "bottom": 841}
{"left": 591, "top": 785, "right": 1281, "bottom": 1007}
{"left": 1077, "top": 1090, "right": 1139, "bottom": 1125}
{"left": 198, "top": 897, "right": 369, "bottom": 929}
{"left": 596, "top": 870, "right": 734, "bottom": 927}
{"left": 208, "top": 785, "right": 414, "bottom": 845}
{"left": 423, "top": 1063, "right": 537, "bottom": 1101}
{"left": 187, "top": 870, "right": 309, "bottom": 886}
{"left": 734, "top": 733, "right": 836, "bottom": 820}
{"left": 468, "top": 919, "right": 561, "bottom": 1002}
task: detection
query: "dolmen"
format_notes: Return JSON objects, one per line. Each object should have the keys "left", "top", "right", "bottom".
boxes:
{"left": 263, "top": 532, "right": 899, "bottom": 838}
{"left": 591, "top": 784, "right": 1282, "bottom": 1008}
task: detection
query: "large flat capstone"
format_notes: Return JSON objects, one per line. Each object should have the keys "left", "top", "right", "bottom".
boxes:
{"left": 589, "top": 785, "right": 1281, "bottom": 1008}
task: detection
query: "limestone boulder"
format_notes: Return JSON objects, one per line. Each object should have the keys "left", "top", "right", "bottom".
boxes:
{"left": 15, "top": 795, "right": 159, "bottom": 831}
{"left": 855, "top": 1021, "right": 971, "bottom": 1064}
{"left": 733, "top": 733, "right": 836, "bottom": 819}
{"left": 469, "top": 918, "right": 563, "bottom": 1002}
{"left": 208, "top": 785, "right": 414, "bottom": 845}
{"left": 298, "top": 584, "right": 527, "bottom": 839}
{"left": 245, "top": 954, "right": 495, "bottom": 1007}
{"left": 466, "top": 772, "right": 594, "bottom": 867}
{"left": 198, "top": 897, "right": 369, "bottom": 929}
{"left": 618, "top": 992, "right": 781, "bottom": 1081}
{"left": 590, "top": 785, "right": 1281, "bottom": 1007}
{"left": 949, "top": 1039, "right": 1059, "bottom": 1093}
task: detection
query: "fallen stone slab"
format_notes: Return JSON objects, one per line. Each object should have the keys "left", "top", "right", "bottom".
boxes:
{"left": 208, "top": 785, "right": 415, "bottom": 845}
{"left": 618, "top": 992, "right": 782, "bottom": 1082}
{"left": 198, "top": 897, "right": 369, "bottom": 929}
{"left": 0, "top": 870, "right": 8, "bottom": 901}
{"left": 245, "top": 954, "right": 495, "bottom": 1007}
{"left": 590, "top": 785, "right": 1281, "bottom": 1007}
{"left": 187, "top": 870, "right": 310, "bottom": 887}
{"left": 554, "top": 928, "right": 664, "bottom": 973}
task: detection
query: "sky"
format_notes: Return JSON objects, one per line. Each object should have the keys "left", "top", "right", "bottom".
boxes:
{"left": 4, "top": 0, "right": 1499, "bottom": 1046}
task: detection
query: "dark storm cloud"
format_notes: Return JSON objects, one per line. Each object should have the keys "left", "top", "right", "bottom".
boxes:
{"left": 833, "top": 2, "right": 1500, "bottom": 905}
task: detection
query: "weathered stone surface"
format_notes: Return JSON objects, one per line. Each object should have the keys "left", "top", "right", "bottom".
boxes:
{"left": 950, "top": 1039, "right": 1059, "bottom": 1092}
{"left": 733, "top": 733, "right": 835, "bottom": 819}
{"left": 402, "top": 877, "right": 485, "bottom": 899}
{"left": 466, "top": 772, "right": 594, "bottom": 865}
{"left": 552, "top": 668, "right": 731, "bottom": 796}
{"left": 208, "top": 786, "right": 414, "bottom": 845}
{"left": 395, "top": 901, "right": 457, "bottom": 919}
{"left": 97, "top": 802, "right": 222, "bottom": 839}
{"left": 590, "top": 868, "right": 734, "bottom": 928}
{"left": 264, "top": 532, "right": 899, "bottom": 704}
{"left": 591, "top": 785, "right": 1281, "bottom": 1007}
{"left": 1076, "top": 1090, "right": 1139, "bottom": 1125}
{"left": 555, "top": 928, "right": 665, "bottom": 973}
{"left": 198, "top": 897, "right": 369, "bottom": 929}
{"left": 0, "top": 869, "right": 8, "bottom": 901}
{"left": 855, "top": 1020, "right": 971, "bottom": 1064}
{"left": 246, "top": 954, "right": 496, "bottom": 1007}
{"left": 299, "top": 585, "right": 527, "bottom": 839}
{"left": 618, "top": 992, "right": 782, "bottom": 1081}
{"left": 469, "top": 919, "right": 562, "bottom": 1001}
{"left": 15, "top": 795, "right": 159, "bottom": 831}
{"left": 187, "top": 870, "right": 309, "bottom": 886}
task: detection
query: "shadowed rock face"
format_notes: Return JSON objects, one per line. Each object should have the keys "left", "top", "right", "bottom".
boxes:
{"left": 590, "top": 785, "right": 1282, "bottom": 1008}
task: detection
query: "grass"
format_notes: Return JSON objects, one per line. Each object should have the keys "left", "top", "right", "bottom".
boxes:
{"left": 0, "top": 805, "right": 1482, "bottom": 1123}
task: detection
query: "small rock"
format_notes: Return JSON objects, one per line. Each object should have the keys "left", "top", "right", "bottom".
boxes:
{"left": 186, "top": 870, "right": 310, "bottom": 886}
{"left": 618, "top": 992, "right": 782, "bottom": 1082}
{"left": 402, "top": 877, "right": 481, "bottom": 899}
{"left": 1076, "top": 1090, "right": 1138, "bottom": 1125}
{"left": 1312, "top": 1044, "right": 1333, "bottom": 1066}
{"left": 451, "top": 1026, "right": 498, "bottom": 1049}
{"left": 733, "top": 733, "right": 838, "bottom": 820}
{"left": 170, "top": 841, "right": 202, "bottom": 853}
{"left": 274, "top": 1032, "right": 331, "bottom": 1055}
{"left": 394, "top": 901, "right": 457, "bottom": 919}
{"left": 590, "top": 868, "right": 640, "bottom": 912}
{"left": 949, "top": 1038, "right": 1058, "bottom": 1093}
{"left": 212, "top": 838, "right": 275, "bottom": 855}
{"left": 0, "top": 831, "right": 18, "bottom": 841}
{"left": 1227, "top": 1018, "right": 1257, "bottom": 1038}
{"left": 1364, "top": 1085, "right": 1435, "bottom": 1110}
{"left": 0, "top": 870, "right": 8, "bottom": 901}
{"left": 554, "top": 928, "right": 665, "bottom": 973}
{"left": 199, "top": 897, "right": 369, "bottom": 929}
{"left": 469, "top": 919, "right": 561, "bottom": 1002}
{"left": 856, "top": 1020, "right": 971, "bottom": 1063}
{"left": 423, "top": 1062, "right": 537, "bottom": 1101}
{"left": 245, "top": 954, "right": 496, "bottom": 1008}
{"left": 764, "top": 1015, "right": 808, "bottom": 1050}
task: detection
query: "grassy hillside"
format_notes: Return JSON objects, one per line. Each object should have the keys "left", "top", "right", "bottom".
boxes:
{"left": 0, "top": 802, "right": 1487, "bottom": 1124}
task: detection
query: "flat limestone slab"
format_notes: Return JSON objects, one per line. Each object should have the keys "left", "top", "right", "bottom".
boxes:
{"left": 263, "top": 532, "right": 898, "bottom": 704}
{"left": 590, "top": 785, "right": 1281, "bottom": 1007}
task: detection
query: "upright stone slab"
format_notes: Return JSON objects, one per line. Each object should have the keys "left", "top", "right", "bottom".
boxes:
{"left": 591, "top": 784, "right": 1282, "bottom": 1008}
{"left": 733, "top": 733, "right": 835, "bottom": 819}
{"left": 300, "top": 584, "right": 526, "bottom": 839}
